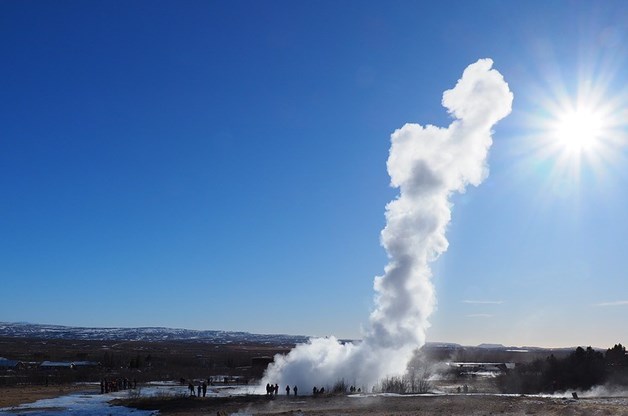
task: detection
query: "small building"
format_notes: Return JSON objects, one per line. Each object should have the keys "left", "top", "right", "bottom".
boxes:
{"left": 40, "top": 361, "right": 73, "bottom": 369}
{"left": 0, "top": 357, "right": 22, "bottom": 370}
{"left": 71, "top": 361, "right": 100, "bottom": 368}
{"left": 40, "top": 361, "right": 100, "bottom": 370}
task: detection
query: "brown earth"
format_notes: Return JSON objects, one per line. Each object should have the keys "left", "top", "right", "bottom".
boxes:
{"left": 118, "top": 393, "right": 628, "bottom": 416}
{"left": 0, "top": 336, "right": 292, "bottom": 387}
{"left": 0, "top": 384, "right": 94, "bottom": 408}
{"left": 3, "top": 336, "right": 627, "bottom": 415}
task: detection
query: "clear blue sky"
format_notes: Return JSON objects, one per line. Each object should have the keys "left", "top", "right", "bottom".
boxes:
{"left": 1, "top": 0, "right": 627, "bottom": 348}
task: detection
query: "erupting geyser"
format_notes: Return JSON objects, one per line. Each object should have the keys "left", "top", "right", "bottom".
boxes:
{"left": 262, "top": 58, "right": 513, "bottom": 392}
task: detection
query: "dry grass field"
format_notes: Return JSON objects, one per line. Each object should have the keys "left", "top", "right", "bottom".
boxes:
{"left": 0, "top": 384, "right": 91, "bottom": 408}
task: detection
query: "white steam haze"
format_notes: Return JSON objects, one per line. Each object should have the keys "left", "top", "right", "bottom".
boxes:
{"left": 262, "top": 59, "right": 513, "bottom": 391}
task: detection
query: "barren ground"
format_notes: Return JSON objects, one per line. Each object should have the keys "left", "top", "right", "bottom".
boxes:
{"left": 0, "top": 384, "right": 90, "bottom": 408}
{"left": 118, "top": 393, "right": 628, "bottom": 416}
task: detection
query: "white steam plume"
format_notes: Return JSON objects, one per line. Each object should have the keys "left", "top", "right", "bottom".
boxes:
{"left": 262, "top": 59, "right": 513, "bottom": 392}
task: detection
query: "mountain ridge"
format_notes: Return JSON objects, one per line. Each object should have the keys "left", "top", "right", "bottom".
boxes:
{"left": 0, "top": 322, "right": 590, "bottom": 351}
{"left": 0, "top": 322, "right": 309, "bottom": 345}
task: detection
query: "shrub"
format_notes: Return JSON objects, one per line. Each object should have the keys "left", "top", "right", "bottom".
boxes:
{"left": 331, "top": 379, "right": 348, "bottom": 394}
{"left": 380, "top": 376, "right": 407, "bottom": 393}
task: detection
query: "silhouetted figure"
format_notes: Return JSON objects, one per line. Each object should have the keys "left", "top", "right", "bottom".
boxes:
{"left": 189, "top": 383, "right": 195, "bottom": 396}
{"left": 202, "top": 381, "right": 207, "bottom": 397}
{"left": 319, "top": 387, "right": 325, "bottom": 394}
{"left": 357, "top": 388, "right": 361, "bottom": 393}
{"left": 266, "top": 383, "right": 271, "bottom": 396}
{"left": 100, "top": 380, "right": 104, "bottom": 394}
{"left": 274, "top": 384, "right": 279, "bottom": 396}
{"left": 313, "top": 386, "right": 318, "bottom": 396}
{"left": 198, "top": 384, "right": 202, "bottom": 397}
{"left": 286, "top": 385, "right": 290, "bottom": 395}
{"left": 463, "top": 384, "right": 468, "bottom": 393}
{"left": 293, "top": 385, "right": 298, "bottom": 396}
{"left": 456, "top": 386, "right": 461, "bottom": 393}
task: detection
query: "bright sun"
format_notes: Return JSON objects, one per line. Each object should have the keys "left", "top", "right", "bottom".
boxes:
{"left": 530, "top": 85, "right": 624, "bottom": 189}
{"left": 525, "top": 58, "right": 626, "bottom": 188}
{"left": 552, "top": 106, "right": 605, "bottom": 152}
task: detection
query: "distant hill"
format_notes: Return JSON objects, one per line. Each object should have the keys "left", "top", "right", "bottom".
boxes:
{"left": 0, "top": 322, "right": 309, "bottom": 345}
{"left": 477, "top": 343, "right": 506, "bottom": 349}
{"left": 0, "top": 322, "right": 590, "bottom": 357}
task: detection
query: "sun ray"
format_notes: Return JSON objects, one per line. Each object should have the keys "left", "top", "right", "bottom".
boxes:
{"left": 503, "top": 57, "right": 628, "bottom": 222}
{"left": 520, "top": 72, "right": 627, "bottom": 199}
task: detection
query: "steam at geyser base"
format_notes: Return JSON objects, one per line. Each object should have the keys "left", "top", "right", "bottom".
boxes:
{"left": 262, "top": 59, "right": 513, "bottom": 393}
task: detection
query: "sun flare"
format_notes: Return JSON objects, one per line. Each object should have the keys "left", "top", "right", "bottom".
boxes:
{"left": 524, "top": 73, "right": 626, "bottom": 191}
{"left": 552, "top": 106, "right": 605, "bottom": 152}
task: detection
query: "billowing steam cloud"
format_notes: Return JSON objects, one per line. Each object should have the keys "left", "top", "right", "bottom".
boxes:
{"left": 262, "top": 59, "right": 513, "bottom": 391}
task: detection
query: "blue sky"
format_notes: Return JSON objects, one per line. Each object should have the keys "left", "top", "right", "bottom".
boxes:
{"left": 1, "top": 0, "right": 627, "bottom": 348}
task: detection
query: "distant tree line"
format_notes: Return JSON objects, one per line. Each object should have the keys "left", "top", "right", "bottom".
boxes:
{"left": 497, "top": 344, "right": 628, "bottom": 393}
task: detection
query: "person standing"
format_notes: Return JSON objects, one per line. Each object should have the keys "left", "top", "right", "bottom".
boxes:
{"left": 286, "top": 385, "right": 290, "bottom": 395}
{"left": 293, "top": 385, "right": 298, "bottom": 396}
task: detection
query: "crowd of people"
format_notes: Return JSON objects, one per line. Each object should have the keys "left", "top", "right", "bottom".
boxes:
{"left": 100, "top": 377, "right": 136, "bottom": 394}
{"left": 99, "top": 376, "right": 360, "bottom": 398}
{"left": 265, "top": 383, "right": 298, "bottom": 396}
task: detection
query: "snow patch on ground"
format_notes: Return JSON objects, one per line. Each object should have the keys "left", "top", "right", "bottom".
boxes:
{"left": 0, "top": 383, "right": 261, "bottom": 416}
{"left": 0, "top": 389, "right": 157, "bottom": 416}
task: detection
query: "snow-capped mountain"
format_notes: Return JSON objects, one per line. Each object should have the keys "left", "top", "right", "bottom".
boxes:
{"left": 0, "top": 322, "right": 309, "bottom": 345}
